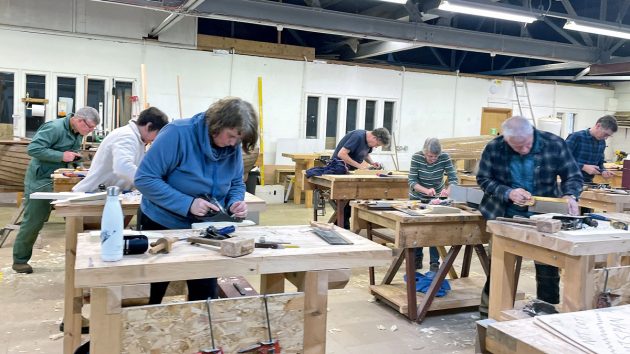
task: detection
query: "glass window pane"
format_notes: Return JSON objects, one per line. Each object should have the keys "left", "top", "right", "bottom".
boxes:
{"left": 0, "top": 72, "right": 14, "bottom": 125}
{"left": 346, "top": 99, "right": 357, "bottom": 133}
{"left": 325, "top": 98, "right": 339, "bottom": 149}
{"left": 383, "top": 101, "right": 394, "bottom": 151}
{"left": 57, "top": 77, "right": 76, "bottom": 118}
{"left": 25, "top": 74, "right": 46, "bottom": 138}
{"left": 114, "top": 81, "right": 133, "bottom": 127}
{"left": 306, "top": 96, "right": 319, "bottom": 139}
{"left": 365, "top": 100, "right": 376, "bottom": 131}
{"left": 87, "top": 79, "right": 105, "bottom": 128}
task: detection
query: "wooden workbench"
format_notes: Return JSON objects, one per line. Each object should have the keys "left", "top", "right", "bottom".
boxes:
{"left": 52, "top": 171, "right": 84, "bottom": 192}
{"left": 351, "top": 202, "right": 490, "bottom": 322}
{"left": 578, "top": 189, "right": 630, "bottom": 212}
{"left": 74, "top": 225, "right": 392, "bottom": 354}
{"left": 593, "top": 169, "right": 623, "bottom": 188}
{"left": 305, "top": 174, "right": 409, "bottom": 227}
{"left": 281, "top": 152, "right": 330, "bottom": 207}
{"left": 486, "top": 305, "right": 630, "bottom": 353}
{"left": 52, "top": 192, "right": 266, "bottom": 354}
{"left": 487, "top": 220, "right": 630, "bottom": 321}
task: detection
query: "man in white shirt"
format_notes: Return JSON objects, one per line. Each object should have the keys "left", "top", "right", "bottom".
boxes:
{"left": 73, "top": 107, "right": 169, "bottom": 193}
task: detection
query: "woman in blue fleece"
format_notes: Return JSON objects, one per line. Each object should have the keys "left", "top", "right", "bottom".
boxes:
{"left": 135, "top": 97, "right": 258, "bottom": 304}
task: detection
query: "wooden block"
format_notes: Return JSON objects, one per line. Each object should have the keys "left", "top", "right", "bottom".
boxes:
{"left": 496, "top": 217, "right": 562, "bottom": 233}
{"left": 187, "top": 236, "right": 255, "bottom": 257}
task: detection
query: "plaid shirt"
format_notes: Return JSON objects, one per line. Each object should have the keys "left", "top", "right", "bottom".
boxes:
{"left": 476, "top": 130, "right": 583, "bottom": 220}
{"left": 565, "top": 128, "right": 606, "bottom": 183}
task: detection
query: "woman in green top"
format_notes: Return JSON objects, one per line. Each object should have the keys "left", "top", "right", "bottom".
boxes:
{"left": 408, "top": 138, "right": 459, "bottom": 269}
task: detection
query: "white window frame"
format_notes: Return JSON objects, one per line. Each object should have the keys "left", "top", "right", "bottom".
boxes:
{"left": 21, "top": 70, "right": 50, "bottom": 138}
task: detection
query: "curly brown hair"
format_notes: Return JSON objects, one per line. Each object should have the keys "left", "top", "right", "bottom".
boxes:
{"left": 205, "top": 97, "right": 259, "bottom": 152}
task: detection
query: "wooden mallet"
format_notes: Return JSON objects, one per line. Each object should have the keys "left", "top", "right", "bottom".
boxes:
{"left": 148, "top": 236, "right": 180, "bottom": 254}
{"left": 188, "top": 236, "right": 254, "bottom": 258}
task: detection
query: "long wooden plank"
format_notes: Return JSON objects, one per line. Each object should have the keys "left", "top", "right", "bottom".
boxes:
{"left": 120, "top": 293, "right": 304, "bottom": 354}
{"left": 198, "top": 34, "right": 315, "bottom": 61}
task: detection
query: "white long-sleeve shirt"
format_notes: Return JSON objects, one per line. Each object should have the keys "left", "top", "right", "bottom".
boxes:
{"left": 73, "top": 122, "right": 145, "bottom": 193}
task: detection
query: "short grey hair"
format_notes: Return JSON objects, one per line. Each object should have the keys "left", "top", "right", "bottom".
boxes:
{"left": 423, "top": 137, "right": 442, "bottom": 155}
{"left": 502, "top": 116, "right": 533, "bottom": 139}
{"left": 372, "top": 127, "right": 391, "bottom": 147}
{"left": 75, "top": 106, "right": 101, "bottom": 126}
{"left": 596, "top": 115, "right": 618, "bottom": 132}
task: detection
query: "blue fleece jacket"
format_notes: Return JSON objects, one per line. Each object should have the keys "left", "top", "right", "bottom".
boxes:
{"left": 135, "top": 113, "right": 245, "bottom": 229}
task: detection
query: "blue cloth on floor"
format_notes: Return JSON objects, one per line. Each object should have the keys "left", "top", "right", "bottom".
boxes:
{"left": 403, "top": 271, "right": 451, "bottom": 297}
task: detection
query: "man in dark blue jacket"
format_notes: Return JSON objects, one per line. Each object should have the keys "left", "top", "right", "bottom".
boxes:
{"left": 476, "top": 116, "right": 582, "bottom": 317}
{"left": 135, "top": 97, "right": 258, "bottom": 303}
{"left": 566, "top": 115, "right": 617, "bottom": 184}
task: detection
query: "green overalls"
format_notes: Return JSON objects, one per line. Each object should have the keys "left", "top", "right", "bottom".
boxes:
{"left": 13, "top": 116, "right": 83, "bottom": 264}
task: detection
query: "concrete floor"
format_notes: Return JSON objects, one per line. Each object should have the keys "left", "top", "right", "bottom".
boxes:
{"left": 0, "top": 199, "right": 539, "bottom": 354}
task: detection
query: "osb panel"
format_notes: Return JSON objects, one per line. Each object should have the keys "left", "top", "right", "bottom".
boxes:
{"left": 121, "top": 293, "right": 304, "bottom": 354}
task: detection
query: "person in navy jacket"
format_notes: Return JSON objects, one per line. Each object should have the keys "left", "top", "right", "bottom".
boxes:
{"left": 135, "top": 97, "right": 258, "bottom": 304}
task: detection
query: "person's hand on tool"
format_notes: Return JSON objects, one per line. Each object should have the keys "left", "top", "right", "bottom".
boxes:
{"left": 582, "top": 164, "right": 601, "bottom": 176}
{"left": 414, "top": 184, "right": 436, "bottom": 197}
{"left": 439, "top": 188, "right": 450, "bottom": 197}
{"left": 509, "top": 188, "right": 532, "bottom": 206}
{"left": 601, "top": 170, "right": 614, "bottom": 178}
{"left": 62, "top": 151, "right": 82, "bottom": 162}
{"left": 189, "top": 198, "right": 220, "bottom": 217}
{"left": 371, "top": 161, "right": 382, "bottom": 169}
{"left": 229, "top": 201, "right": 248, "bottom": 218}
{"left": 562, "top": 195, "right": 580, "bottom": 216}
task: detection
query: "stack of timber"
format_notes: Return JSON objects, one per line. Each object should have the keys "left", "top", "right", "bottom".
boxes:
{"left": 439, "top": 135, "right": 494, "bottom": 160}
{"left": 0, "top": 140, "right": 30, "bottom": 192}
{"left": 0, "top": 140, "right": 95, "bottom": 192}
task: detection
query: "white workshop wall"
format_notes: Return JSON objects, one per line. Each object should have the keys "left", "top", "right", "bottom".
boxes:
{"left": 0, "top": 0, "right": 619, "bottom": 165}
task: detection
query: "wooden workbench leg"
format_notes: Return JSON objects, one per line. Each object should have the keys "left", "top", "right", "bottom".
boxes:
{"left": 367, "top": 222, "right": 376, "bottom": 285}
{"left": 64, "top": 216, "right": 84, "bottom": 354}
{"left": 304, "top": 161, "right": 315, "bottom": 208}
{"left": 416, "top": 245, "right": 462, "bottom": 323}
{"left": 512, "top": 256, "right": 522, "bottom": 302}
{"left": 562, "top": 255, "right": 595, "bottom": 313}
{"left": 89, "top": 287, "right": 122, "bottom": 354}
{"left": 437, "top": 246, "right": 459, "bottom": 279}
{"left": 294, "top": 161, "right": 306, "bottom": 205}
{"left": 474, "top": 244, "right": 490, "bottom": 276}
{"left": 405, "top": 248, "right": 418, "bottom": 321}
{"left": 382, "top": 248, "right": 405, "bottom": 285}
{"left": 460, "top": 245, "right": 473, "bottom": 278}
{"left": 336, "top": 200, "right": 347, "bottom": 229}
{"left": 488, "top": 237, "right": 518, "bottom": 320}
{"left": 261, "top": 274, "right": 286, "bottom": 294}
{"left": 303, "top": 271, "right": 329, "bottom": 354}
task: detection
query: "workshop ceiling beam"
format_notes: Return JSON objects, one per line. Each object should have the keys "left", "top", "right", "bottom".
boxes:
{"left": 481, "top": 62, "right": 590, "bottom": 76}
{"left": 190, "top": 0, "right": 600, "bottom": 64}
{"left": 92, "top": 0, "right": 602, "bottom": 64}
{"left": 349, "top": 41, "right": 423, "bottom": 59}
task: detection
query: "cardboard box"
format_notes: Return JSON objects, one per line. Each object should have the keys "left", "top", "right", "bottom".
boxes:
{"left": 255, "top": 185, "right": 285, "bottom": 204}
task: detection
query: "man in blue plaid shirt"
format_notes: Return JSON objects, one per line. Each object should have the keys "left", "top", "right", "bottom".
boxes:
{"left": 476, "top": 116, "right": 583, "bottom": 317}
{"left": 566, "top": 115, "right": 617, "bottom": 184}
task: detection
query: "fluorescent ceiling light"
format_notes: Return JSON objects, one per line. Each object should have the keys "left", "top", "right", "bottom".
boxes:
{"left": 564, "top": 20, "right": 630, "bottom": 40}
{"left": 438, "top": 1, "right": 538, "bottom": 24}
{"left": 379, "top": 0, "right": 407, "bottom": 4}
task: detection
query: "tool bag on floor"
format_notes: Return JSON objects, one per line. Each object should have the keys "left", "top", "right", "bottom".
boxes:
{"left": 305, "top": 158, "right": 348, "bottom": 178}
{"left": 403, "top": 271, "right": 451, "bottom": 297}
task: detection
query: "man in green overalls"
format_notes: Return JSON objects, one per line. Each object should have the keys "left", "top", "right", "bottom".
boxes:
{"left": 12, "top": 107, "right": 100, "bottom": 273}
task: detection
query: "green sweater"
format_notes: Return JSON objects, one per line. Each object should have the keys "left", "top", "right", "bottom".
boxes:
{"left": 408, "top": 152, "right": 458, "bottom": 200}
